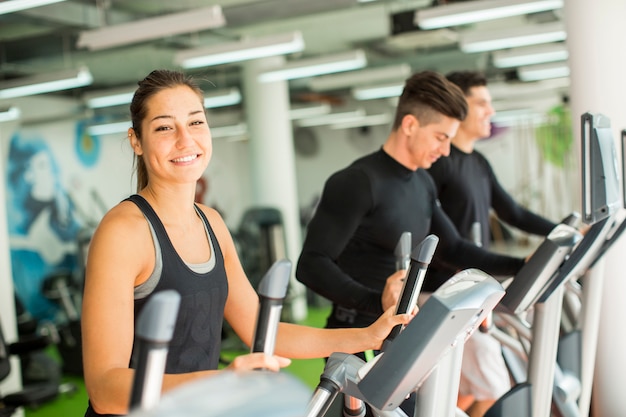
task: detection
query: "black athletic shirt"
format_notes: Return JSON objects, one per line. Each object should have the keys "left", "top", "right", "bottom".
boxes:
{"left": 296, "top": 148, "right": 525, "bottom": 329}
{"left": 85, "top": 195, "right": 228, "bottom": 417}
{"left": 425, "top": 144, "right": 556, "bottom": 291}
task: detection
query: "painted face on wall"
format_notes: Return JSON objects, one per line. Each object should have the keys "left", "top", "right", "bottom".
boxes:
{"left": 25, "top": 151, "right": 56, "bottom": 202}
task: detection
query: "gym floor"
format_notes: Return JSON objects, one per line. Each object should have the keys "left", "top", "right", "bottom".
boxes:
{"left": 23, "top": 306, "right": 330, "bottom": 417}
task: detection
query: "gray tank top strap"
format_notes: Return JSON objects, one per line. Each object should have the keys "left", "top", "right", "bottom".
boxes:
{"left": 131, "top": 197, "right": 217, "bottom": 299}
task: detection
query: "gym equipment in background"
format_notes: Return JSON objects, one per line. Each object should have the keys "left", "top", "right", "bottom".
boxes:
{"left": 0, "top": 318, "right": 60, "bottom": 416}
{"left": 41, "top": 270, "right": 83, "bottom": 376}
{"left": 234, "top": 207, "right": 287, "bottom": 290}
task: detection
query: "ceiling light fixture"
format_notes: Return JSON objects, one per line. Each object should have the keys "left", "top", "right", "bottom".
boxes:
{"left": 87, "top": 121, "right": 131, "bottom": 136}
{"left": 415, "top": 0, "right": 563, "bottom": 30}
{"left": 295, "top": 109, "right": 367, "bottom": 128}
{"left": 330, "top": 113, "right": 391, "bottom": 130}
{"left": 460, "top": 21, "right": 567, "bottom": 53}
{"left": 85, "top": 87, "right": 241, "bottom": 109}
{"left": 84, "top": 86, "right": 136, "bottom": 109}
{"left": 211, "top": 123, "right": 248, "bottom": 139}
{"left": 492, "top": 43, "right": 568, "bottom": 68}
{"left": 488, "top": 77, "right": 570, "bottom": 99}
{"left": 258, "top": 50, "right": 367, "bottom": 83}
{"left": 0, "top": 0, "right": 66, "bottom": 15}
{"left": 77, "top": 6, "right": 226, "bottom": 51}
{"left": 0, "top": 67, "right": 93, "bottom": 99}
{"left": 0, "top": 106, "right": 21, "bottom": 122}
{"left": 204, "top": 88, "right": 242, "bottom": 108}
{"left": 175, "top": 31, "right": 304, "bottom": 69}
{"left": 517, "top": 61, "right": 570, "bottom": 81}
{"left": 309, "top": 64, "right": 411, "bottom": 91}
{"left": 289, "top": 103, "right": 332, "bottom": 120}
{"left": 352, "top": 82, "right": 404, "bottom": 101}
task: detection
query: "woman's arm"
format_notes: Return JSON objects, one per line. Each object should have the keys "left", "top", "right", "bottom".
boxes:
{"left": 207, "top": 206, "right": 411, "bottom": 360}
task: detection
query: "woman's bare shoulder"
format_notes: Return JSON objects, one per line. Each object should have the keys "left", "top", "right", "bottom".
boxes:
{"left": 92, "top": 199, "right": 149, "bottom": 241}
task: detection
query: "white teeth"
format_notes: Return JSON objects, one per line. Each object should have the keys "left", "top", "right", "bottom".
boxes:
{"left": 172, "top": 154, "right": 197, "bottom": 163}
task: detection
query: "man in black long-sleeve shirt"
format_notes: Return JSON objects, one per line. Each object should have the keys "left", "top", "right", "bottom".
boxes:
{"left": 426, "top": 71, "right": 557, "bottom": 417}
{"left": 296, "top": 71, "right": 525, "bottom": 417}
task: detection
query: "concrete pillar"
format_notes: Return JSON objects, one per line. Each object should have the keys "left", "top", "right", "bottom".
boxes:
{"left": 241, "top": 56, "right": 307, "bottom": 321}
{"left": 0, "top": 123, "right": 23, "bottom": 414}
{"left": 563, "top": 1, "right": 626, "bottom": 415}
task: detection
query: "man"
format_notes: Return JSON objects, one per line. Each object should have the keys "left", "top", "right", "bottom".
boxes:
{"left": 426, "top": 70, "right": 557, "bottom": 417}
{"left": 296, "top": 70, "right": 526, "bottom": 417}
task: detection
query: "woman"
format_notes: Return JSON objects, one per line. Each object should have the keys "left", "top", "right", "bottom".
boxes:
{"left": 81, "top": 69, "right": 411, "bottom": 416}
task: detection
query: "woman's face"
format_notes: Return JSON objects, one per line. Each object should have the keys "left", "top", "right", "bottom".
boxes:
{"left": 132, "top": 85, "right": 212, "bottom": 188}
{"left": 25, "top": 151, "right": 56, "bottom": 201}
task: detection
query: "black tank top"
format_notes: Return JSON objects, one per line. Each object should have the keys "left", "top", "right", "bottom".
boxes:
{"left": 85, "top": 195, "right": 228, "bottom": 417}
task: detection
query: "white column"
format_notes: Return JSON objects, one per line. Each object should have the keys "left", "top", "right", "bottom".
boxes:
{"left": 241, "top": 57, "right": 307, "bottom": 321}
{"left": 0, "top": 124, "right": 23, "bottom": 413}
{"left": 563, "top": 1, "right": 626, "bottom": 415}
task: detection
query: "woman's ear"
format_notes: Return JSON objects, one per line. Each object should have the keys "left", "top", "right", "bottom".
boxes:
{"left": 128, "top": 129, "right": 142, "bottom": 155}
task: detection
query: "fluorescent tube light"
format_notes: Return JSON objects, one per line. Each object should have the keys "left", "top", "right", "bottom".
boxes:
{"left": 175, "top": 32, "right": 304, "bottom": 69}
{"left": 0, "top": 106, "right": 21, "bottom": 122}
{"left": 517, "top": 62, "right": 570, "bottom": 81}
{"left": 204, "top": 88, "right": 241, "bottom": 108}
{"left": 460, "top": 22, "right": 566, "bottom": 53}
{"left": 87, "top": 121, "right": 131, "bottom": 136}
{"left": 330, "top": 113, "right": 392, "bottom": 130}
{"left": 0, "top": 0, "right": 66, "bottom": 15}
{"left": 77, "top": 6, "right": 226, "bottom": 51}
{"left": 85, "top": 87, "right": 241, "bottom": 109}
{"left": 309, "top": 64, "right": 411, "bottom": 91}
{"left": 0, "top": 67, "right": 93, "bottom": 99}
{"left": 289, "top": 103, "right": 331, "bottom": 120}
{"left": 211, "top": 123, "right": 247, "bottom": 139}
{"left": 415, "top": 0, "right": 563, "bottom": 30}
{"left": 352, "top": 82, "right": 404, "bottom": 100}
{"left": 295, "top": 109, "right": 366, "bottom": 128}
{"left": 491, "top": 109, "right": 545, "bottom": 127}
{"left": 85, "top": 86, "right": 136, "bottom": 109}
{"left": 258, "top": 50, "right": 367, "bottom": 83}
{"left": 492, "top": 43, "right": 568, "bottom": 68}
{"left": 488, "top": 77, "right": 570, "bottom": 99}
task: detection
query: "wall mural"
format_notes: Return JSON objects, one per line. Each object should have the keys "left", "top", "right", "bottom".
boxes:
{"left": 5, "top": 128, "right": 90, "bottom": 321}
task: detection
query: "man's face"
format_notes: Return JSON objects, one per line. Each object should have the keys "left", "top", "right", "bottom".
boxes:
{"left": 406, "top": 114, "right": 460, "bottom": 169}
{"left": 459, "top": 85, "right": 495, "bottom": 140}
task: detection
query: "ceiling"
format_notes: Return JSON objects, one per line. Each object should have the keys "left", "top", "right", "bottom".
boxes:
{"left": 0, "top": 0, "right": 568, "bottom": 125}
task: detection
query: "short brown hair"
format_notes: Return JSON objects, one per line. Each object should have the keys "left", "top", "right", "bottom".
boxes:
{"left": 392, "top": 70, "right": 467, "bottom": 130}
{"left": 445, "top": 71, "right": 488, "bottom": 96}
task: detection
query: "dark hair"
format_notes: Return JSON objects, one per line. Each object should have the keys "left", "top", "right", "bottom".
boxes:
{"left": 130, "top": 69, "right": 205, "bottom": 192}
{"left": 392, "top": 70, "right": 467, "bottom": 130}
{"left": 445, "top": 71, "right": 487, "bottom": 96}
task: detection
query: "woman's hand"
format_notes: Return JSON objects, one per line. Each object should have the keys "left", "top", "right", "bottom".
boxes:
{"left": 226, "top": 352, "right": 292, "bottom": 372}
{"left": 366, "top": 306, "right": 413, "bottom": 350}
